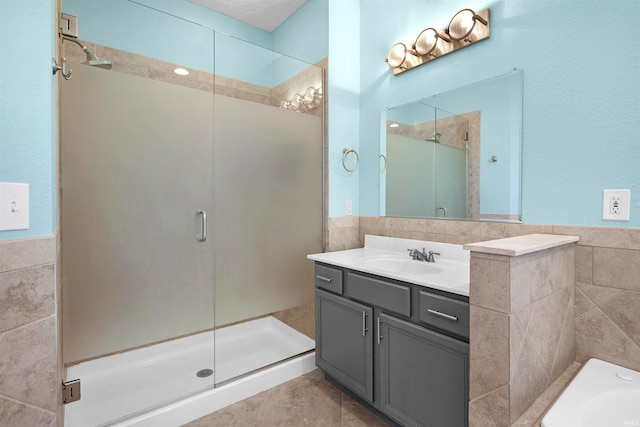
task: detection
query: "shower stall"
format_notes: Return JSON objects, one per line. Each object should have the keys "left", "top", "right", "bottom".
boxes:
{"left": 60, "top": 3, "right": 324, "bottom": 426}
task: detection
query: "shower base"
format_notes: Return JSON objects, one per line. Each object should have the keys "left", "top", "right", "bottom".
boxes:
{"left": 64, "top": 316, "right": 316, "bottom": 427}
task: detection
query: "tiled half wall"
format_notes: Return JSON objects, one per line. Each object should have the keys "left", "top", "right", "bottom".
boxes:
{"left": 0, "top": 236, "right": 59, "bottom": 427}
{"left": 327, "top": 217, "right": 640, "bottom": 426}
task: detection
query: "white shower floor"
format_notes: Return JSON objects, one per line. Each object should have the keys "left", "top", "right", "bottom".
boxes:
{"left": 64, "top": 316, "right": 315, "bottom": 427}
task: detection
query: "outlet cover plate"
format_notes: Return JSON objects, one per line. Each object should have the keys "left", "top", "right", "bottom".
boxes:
{"left": 603, "top": 189, "right": 630, "bottom": 221}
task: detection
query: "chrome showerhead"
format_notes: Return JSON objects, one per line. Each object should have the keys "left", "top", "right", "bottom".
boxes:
{"left": 64, "top": 36, "right": 112, "bottom": 70}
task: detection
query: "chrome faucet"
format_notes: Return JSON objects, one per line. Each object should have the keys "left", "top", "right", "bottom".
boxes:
{"left": 408, "top": 248, "right": 441, "bottom": 262}
{"left": 407, "top": 248, "right": 428, "bottom": 261}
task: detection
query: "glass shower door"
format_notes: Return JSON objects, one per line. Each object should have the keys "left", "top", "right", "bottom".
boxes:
{"left": 61, "top": 19, "right": 216, "bottom": 425}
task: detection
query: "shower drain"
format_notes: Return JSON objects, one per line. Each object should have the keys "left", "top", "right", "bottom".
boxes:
{"left": 196, "top": 368, "right": 213, "bottom": 378}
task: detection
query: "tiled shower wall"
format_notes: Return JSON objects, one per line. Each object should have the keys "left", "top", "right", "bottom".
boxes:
{"left": 0, "top": 236, "right": 59, "bottom": 427}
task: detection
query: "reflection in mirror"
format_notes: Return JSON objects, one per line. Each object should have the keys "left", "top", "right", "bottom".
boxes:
{"left": 380, "top": 69, "right": 523, "bottom": 222}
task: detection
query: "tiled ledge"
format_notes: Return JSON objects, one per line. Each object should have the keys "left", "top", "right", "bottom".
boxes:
{"left": 463, "top": 234, "right": 579, "bottom": 257}
{"left": 512, "top": 361, "right": 582, "bottom": 427}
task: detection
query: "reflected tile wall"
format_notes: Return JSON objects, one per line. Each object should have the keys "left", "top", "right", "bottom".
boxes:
{"left": 64, "top": 41, "right": 326, "bottom": 117}
{"left": 0, "top": 236, "right": 58, "bottom": 427}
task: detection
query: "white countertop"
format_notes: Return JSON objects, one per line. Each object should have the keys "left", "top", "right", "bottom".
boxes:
{"left": 463, "top": 233, "right": 579, "bottom": 257}
{"left": 308, "top": 235, "right": 470, "bottom": 297}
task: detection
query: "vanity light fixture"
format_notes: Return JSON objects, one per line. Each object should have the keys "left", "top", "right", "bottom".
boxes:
{"left": 413, "top": 28, "right": 450, "bottom": 57}
{"left": 446, "top": 8, "right": 488, "bottom": 42}
{"left": 385, "top": 7, "right": 490, "bottom": 75}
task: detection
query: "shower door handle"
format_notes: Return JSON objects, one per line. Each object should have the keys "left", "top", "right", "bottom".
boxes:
{"left": 197, "top": 210, "right": 207, "bottom": 242}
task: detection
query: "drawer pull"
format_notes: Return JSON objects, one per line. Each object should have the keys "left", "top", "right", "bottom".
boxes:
{"left": 427, "top": 308, "right": 458, "bottom": 322}
{"left": 362, "top": 311, "right": 368, "bottom": 336}
{"left": 377, "top": 318, "right": 384, "bottom": 344}
{"left": 316, "top": 275, "right": 332, "bottom": 283}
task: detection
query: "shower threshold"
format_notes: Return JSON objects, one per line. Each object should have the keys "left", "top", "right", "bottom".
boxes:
{"left": 64, "top": 316, "right": 315, "bottom": 427}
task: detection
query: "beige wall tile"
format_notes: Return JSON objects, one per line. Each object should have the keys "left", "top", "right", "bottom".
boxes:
{"left": 272, "top": 304, "right": 315, "bottom": 340}
{"left": 553, "top": 225, "right": 640, "bottom": 250}
{"left": 0, "top": 398, "right": 54, "bottom": 427}
{"left": 509, "top": 337, "right": 550, "bottom": 423}
{"left": 0, "top": 237, "right": 56, "bottom": 273}
{"left": 470, "top": 306, "right": 509, "bottom": 399}
{"left": 470, "top": 255, "right": 510, "bottom": 313}
{"left": 550, "top": 294, "right": 575, "bottom": 381}
{"left": 0, "top": 317, "right": 57, "bottom": 412}
{"left": 592, "top": 247, "right": 640, "bottom": 291}
{"left": 469, "top": 384, "right": 510, "bottom": 427}
{"left": 577, "top": 282, "right": 623, "bottom": 306}
{"left": 599, "top": 291, "right": 640, "bottom": 346}
{"left": 0, "top": 265, "right": 55, "bottom": 333}
{"left": 575, "top": 306, "right": 640, "bottom": 371}
{"left": 479, "top": 223, "right": 553, "bottom": 240}
{"left": 575, "top": 245, "right": 592, "bottom": 285}
{"left": 386, "top": 217, "right": 426, "bottom": 232}
{"left": 574, "top": 286, "right": 595, "bottom": 317}
{"left": 525, "top": 288, "right": 572, "bottom": 375}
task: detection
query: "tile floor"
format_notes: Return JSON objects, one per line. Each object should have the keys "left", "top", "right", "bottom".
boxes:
{"left": 184, "top": 369, "right": 389, "bottom": 426}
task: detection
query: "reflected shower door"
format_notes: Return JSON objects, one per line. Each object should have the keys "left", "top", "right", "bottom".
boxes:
{"left": 435, "top": 143, "right": 468, "bottom": 219}
{"left": 61, "top": 46, "right": 216, "bottom": 414}
{"left": 385, "top": 133, "right": 436, "bottom": 217}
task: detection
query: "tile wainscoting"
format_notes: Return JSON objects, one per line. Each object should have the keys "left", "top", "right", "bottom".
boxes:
{"left": 0, "top": 236, "right": 60, "bottom": 427}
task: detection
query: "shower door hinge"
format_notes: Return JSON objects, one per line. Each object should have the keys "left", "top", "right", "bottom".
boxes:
{"left": 59, "top": 13, "right": 79, "bottom": 38}
{"left": 62, "top": 379, "right": 81, "bottom": 404}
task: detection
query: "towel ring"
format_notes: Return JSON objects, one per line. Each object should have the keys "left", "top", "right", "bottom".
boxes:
{"left": 379, "top": 154, "right": 387, "bottom": 174}
{"left": 342, "top": 148, "right": 359, "bottom": 172}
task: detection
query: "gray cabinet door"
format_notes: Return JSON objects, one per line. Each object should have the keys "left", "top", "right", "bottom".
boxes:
{"left": 315, "top": 289, "right": 373, "bottom": 401}
{"left": 378, "top": 313, "right": 469, "bottom": 427}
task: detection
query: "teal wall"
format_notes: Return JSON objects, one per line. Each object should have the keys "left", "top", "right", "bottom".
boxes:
{"left": 0, "top": 0, "right": 327, "bottom": 241}
{"left": 2, "top": 0, "right": 638, "bottom": 242}
{"left": 0, "top": 0, "right": 56, "bottom": 240}
{"left": 328, "top": 0, "right": 360, "bottom": 217}
{"left": 356, "top": 0, "right": 640, "bottom": 226}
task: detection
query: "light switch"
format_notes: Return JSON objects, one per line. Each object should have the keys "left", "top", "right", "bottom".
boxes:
{"left": 0, "top": 182, "right": 30, "bottom": 231}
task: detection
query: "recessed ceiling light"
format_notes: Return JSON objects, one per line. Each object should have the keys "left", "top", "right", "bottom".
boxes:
{"left": 390, "top": 123, "right": 400, "bottom": 128}
{"left": 174, "top": 68, "right": 189, "bottom": 76}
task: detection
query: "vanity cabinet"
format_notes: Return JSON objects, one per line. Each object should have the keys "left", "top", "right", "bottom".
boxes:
{"left": 314, "top": 262, "right": 469, "bottom": 427}
{"left": 315, "top": 288, "right": 373, "bottom": 401}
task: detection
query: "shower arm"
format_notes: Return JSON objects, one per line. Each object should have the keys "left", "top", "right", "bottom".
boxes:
{"left": 62, "top": 36, "right": 100, "bottom": 61}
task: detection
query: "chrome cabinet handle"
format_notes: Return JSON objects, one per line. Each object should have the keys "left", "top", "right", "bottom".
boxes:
{"left": 315, "top": 275, "right": 332, "bottom": 283}
{"left": 377, "top": 318, "right": 383, "bottom": 344}
{"left": 427, "top": 308, "right": 458, "bottom": 321}
{"left": 197, "top": 210, "right": 207, "bottom": 242}
{"left": 362, "top": 312, "right": 368, "bottom": 336}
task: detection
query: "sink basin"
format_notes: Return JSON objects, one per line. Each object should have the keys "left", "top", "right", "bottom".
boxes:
{"left": 360, "top": 256, "right": 444, "bottom": 275}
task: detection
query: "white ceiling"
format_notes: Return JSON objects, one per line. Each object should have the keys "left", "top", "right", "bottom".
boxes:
{"left": 188, "top": 0, "right": 308, "bottom": 32}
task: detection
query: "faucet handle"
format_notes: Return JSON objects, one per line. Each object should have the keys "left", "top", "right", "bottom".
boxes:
{"left": 426, "top": 251, "right": 441, "bottom": 262}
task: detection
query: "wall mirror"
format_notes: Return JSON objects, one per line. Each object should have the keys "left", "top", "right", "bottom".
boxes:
{"left": 379, "top": 69, "right": 523, "bottom": 222}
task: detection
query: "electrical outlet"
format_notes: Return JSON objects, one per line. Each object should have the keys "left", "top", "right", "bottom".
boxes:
{"left": 603, "top": 189, "right": 630, "bottom": 221}
{"left": 345, "top": 200, "right": 353, "bottom": 216}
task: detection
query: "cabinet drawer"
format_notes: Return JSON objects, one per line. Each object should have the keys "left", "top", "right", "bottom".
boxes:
{"left": 315, "top": 264, "right": 343, "bottom": 294}
{"left": 419, "top": 291, "right": 469, "bottom": 339}
{"left": 346, "top": 272, "right": 411, "bottom": 317}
